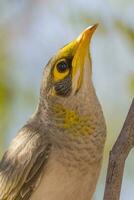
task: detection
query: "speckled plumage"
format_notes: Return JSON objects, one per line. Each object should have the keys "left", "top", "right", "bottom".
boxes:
{"left": 31, "top": 74, "right": 106, "bottom": 200}
{"left": 0, "top": 26, "right": 106, "bottom": 200}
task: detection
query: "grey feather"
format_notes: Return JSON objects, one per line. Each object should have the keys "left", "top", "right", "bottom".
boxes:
{"left": 0, "top": 119, "right": 51, "bottom": 200}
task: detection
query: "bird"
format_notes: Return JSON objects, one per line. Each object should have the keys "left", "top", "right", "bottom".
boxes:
{"left": 0, "top": 24, "right": 106, "bottom": 200}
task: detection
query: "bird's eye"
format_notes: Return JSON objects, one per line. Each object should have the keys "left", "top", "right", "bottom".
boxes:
{"left": 56, "top": 60, "right": 68, "bottom": 73}
{"left": 53, "top": 59, "right": 70, "bottom": 81}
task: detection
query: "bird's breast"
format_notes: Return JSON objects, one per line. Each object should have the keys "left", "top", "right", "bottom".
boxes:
{"left": 34, "top": 93, "right": 106, "bottom": 200}
{"left": 30, "top": 149, "right": 102, "bottom": 200}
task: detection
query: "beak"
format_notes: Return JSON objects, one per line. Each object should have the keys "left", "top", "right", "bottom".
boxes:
{"left": 72, "top": 24, "right": 98, "bottom": 93}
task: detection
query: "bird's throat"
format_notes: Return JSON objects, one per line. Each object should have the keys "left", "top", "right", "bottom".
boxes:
{"left": 50, "top": 104, "right": 95, "bottom": 137}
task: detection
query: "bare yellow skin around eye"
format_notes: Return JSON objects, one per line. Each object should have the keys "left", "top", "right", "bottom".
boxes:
{"left": 53, "top": 64, "right": 69, "bottom": 81}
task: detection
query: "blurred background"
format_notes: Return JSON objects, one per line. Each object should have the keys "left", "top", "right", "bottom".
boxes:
{"left": 0, "top": 0, "right": 134, "bottom": 199}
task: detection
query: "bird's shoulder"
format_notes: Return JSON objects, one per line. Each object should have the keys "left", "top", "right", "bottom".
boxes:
{"left": 0, "top": 119, "right": 51, "bottom": 200}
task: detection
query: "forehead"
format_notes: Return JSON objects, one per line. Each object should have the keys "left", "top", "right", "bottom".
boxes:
{"left": 53, "top": 39, "right": 78, "bottom": 62}
{"left": 44, "top": 39, "right": 78, "bottom": 70}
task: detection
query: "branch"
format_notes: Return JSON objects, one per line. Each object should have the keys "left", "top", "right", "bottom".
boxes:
{"left": 103, "top": 98, "right": 134, "bottom": 200}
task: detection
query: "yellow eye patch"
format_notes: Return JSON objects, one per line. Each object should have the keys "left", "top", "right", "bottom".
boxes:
{"left": 53, "top": 59, "right": 70, "bottom": 81}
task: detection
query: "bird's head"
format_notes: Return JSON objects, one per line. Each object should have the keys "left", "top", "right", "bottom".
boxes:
{"left": 40, "top": 25, "right": 98, "bottom": 109}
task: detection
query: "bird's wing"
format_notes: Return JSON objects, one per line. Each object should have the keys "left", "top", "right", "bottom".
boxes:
{"left": 0, "top": 123, "right": 51, "bottom": 200}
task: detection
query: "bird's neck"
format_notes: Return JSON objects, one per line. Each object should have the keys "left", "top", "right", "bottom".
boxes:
{"left": 35, "top": 83, "right": 106, "bottom": 171}
{"left": 38, "top": 81, "right": 104, "bottom": 138}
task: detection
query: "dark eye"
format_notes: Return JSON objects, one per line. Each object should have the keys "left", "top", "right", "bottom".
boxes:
{"left": 56, "top": 60, "right": 68, "bottom": 73}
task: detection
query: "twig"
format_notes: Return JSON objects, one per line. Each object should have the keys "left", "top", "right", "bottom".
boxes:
{"left": 103, "top": 98, "right": 134, "bottom": 200}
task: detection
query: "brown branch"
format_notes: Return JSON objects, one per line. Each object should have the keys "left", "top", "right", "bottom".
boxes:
{"left": 103, "top": 98, "right": 134, "bottom": 200}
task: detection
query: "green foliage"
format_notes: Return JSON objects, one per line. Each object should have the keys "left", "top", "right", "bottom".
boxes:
{"left": 0, "top": 29, "right": 38, "bottom": 157}
{"left": 128, "top": 74, "right": 134, "bottom": 95}
{"left": 115, "top": 20, "right": 134, "bottom": 47}
{"left": 0, "top": 32, "right": 14, "bottom": 155}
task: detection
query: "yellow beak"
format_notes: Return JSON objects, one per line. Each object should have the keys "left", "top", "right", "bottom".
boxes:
{"left": 72, "top": 24, "right": 98, "bottom": 93}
